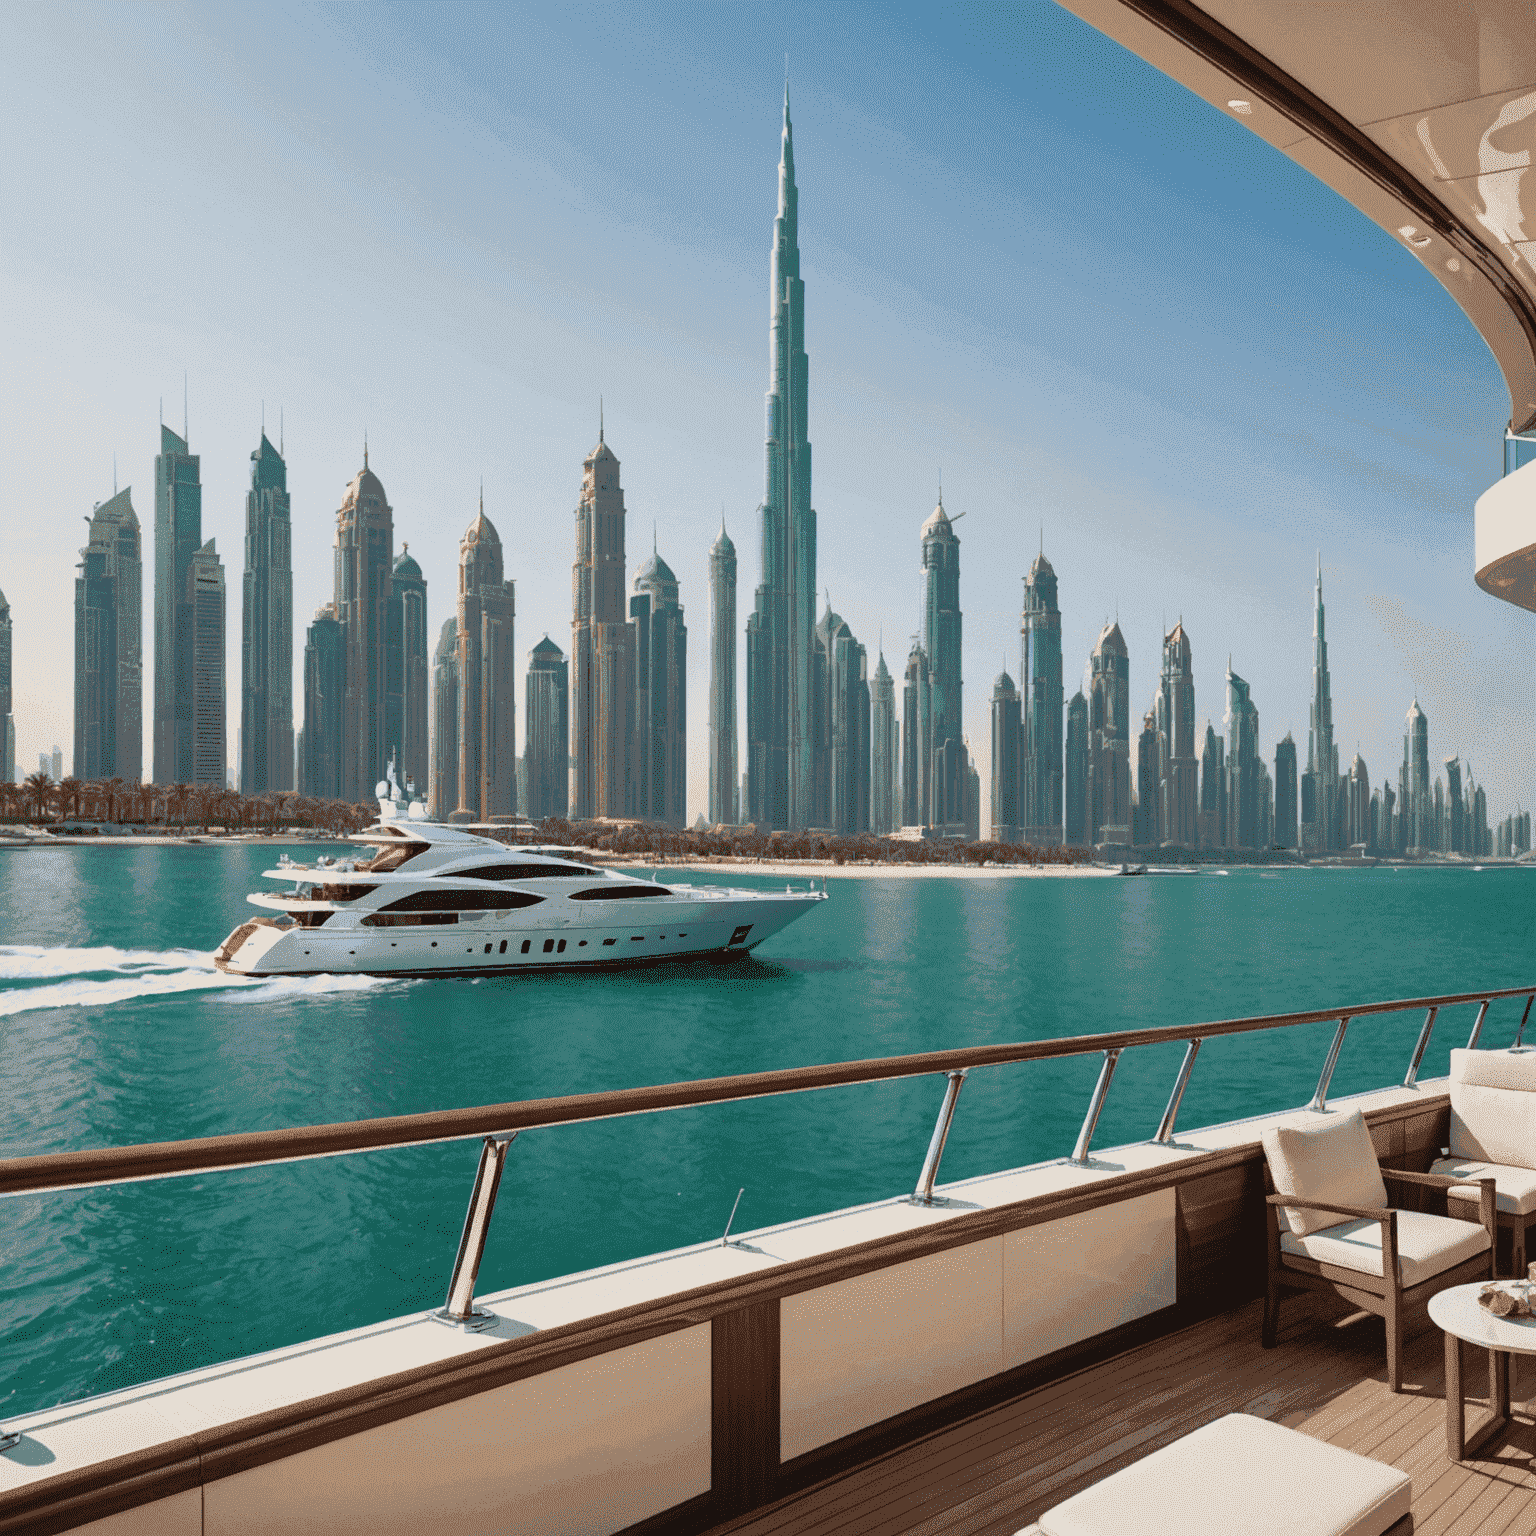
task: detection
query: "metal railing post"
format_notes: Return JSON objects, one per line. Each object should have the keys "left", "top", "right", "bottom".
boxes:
{"left": 1404, "top": 1007, "right": 1439, "bottom": 1088}
{"left": 911, "top": 1070, "right": 968, "bottom": 1204}
{"left": 1308, "top": 1018, "right": 1350, "bottom": 1112}
{"left": 1154, "top": 1039, "right": 1202, "bottom": 1144}
{"left": 1518, "top": 995, "right": 1535, "bottom": 1047}
{"left": 1467, "top": 1000, "right": 1491, "bottom": 1050}
{"left": 436, "top": 1132, "right": 517, "bottom": 1327}
{"left": 1070, "top": 1049, "right": 1121, "bottom": 1165}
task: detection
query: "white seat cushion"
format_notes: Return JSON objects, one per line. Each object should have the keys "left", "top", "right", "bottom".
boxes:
{"left": 1261, "top": 1109, "right": 1388, "bottom": 1237}
{"left": 1034, "top": 1413, "right": 1410, "bottom": 1536}
{"left": 1433, "top": 1156, "right": 1536, "bottom": 1216}
{"left": 1280, "top": 1209, "right": 1490, "bottom": 1287}
{"left": 1448, "top": 1047, "right": 1536, "bottom": 1166}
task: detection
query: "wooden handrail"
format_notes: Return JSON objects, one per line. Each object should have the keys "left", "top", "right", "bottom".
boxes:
{"left": 1, "top": 982, "right": 1531, "bottom": 1198}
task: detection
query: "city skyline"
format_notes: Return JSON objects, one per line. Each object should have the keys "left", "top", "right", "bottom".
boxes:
{"left": 3, "top": 3, "right": 1531, "bottom": 829}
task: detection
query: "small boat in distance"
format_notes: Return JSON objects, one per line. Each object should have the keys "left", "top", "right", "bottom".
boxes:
{"left": 214, "top": 764, "right": 826, "bottom": 978}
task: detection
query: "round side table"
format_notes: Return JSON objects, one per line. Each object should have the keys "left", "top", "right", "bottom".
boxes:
{"left": 1428, "top": 1282, "right": 1536, "bottom": 1460}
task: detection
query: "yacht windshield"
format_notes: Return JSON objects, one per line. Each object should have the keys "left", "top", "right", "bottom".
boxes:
{"left": 357, "top": 843, "right": 428, "bottom": 874}
{"left": 434, "top": 863, "right": 593, "bottom": 880}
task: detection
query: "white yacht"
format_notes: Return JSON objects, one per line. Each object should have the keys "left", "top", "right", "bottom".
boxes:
{"left": 214, "top": 771, "right": 826, "bottom": 978}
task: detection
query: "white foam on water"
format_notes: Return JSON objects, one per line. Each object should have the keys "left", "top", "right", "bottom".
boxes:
{"left": 0, "top": 967, "right": 255, "bottom": 1018}
{"left": 216, "top": 972, "right": 404, "bottom": 1004}
{"left": 0, "top": 945, "right": 212, "bottom": 980}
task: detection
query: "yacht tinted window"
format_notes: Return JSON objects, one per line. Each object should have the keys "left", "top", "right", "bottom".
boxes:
{"left": 319, "top": 883, "right": 377, "bottom": 902}
{"left": 359, "top": 843, "right": 428, "bottom": 873}
{"left": 380, "top": 889, "right": 545, "bottom": 912}
{"left": 568, "top": 885, "right": 667, "bottom": 901}
{"left": 436, "top": 863, "right": 592, "bottom": 881}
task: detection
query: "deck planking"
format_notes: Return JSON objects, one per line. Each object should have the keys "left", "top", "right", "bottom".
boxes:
{"left": 702, "top": 1295, "right": 1536, "bottom": 1536}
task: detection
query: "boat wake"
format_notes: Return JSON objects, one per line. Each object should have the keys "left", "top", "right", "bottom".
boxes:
{"left": 0, "top": 945, "right": 404, "bottom": 1018}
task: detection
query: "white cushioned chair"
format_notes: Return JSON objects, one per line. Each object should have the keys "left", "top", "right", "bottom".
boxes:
{"left": 1431, "top": 1047, "right": 1536, "bottom": 1278}
{"left": 1260, "top": 1108, "right": 1494, "bottom": 1391}
{"left": 1012, "top": 1412, "right": 1411, "bottom": 1536}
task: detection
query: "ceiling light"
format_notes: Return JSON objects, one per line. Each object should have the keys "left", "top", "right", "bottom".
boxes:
{"left": 1447, "top": 258, "right": 1461, "bottom": 272}
{"left": 1397, "top": 225, "right": 1431, "bottom": 248}
{"left": 1227, "top": 100, "right": 1253, "bottom": 115}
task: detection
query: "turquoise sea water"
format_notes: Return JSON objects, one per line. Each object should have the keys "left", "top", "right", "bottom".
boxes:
{"left": 1, "top": 844, "right": 1534, "bottom": 1418}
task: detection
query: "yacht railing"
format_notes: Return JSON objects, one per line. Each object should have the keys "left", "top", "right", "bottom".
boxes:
{"left": 0, "top": 982, "right": 1533, "bottom": 1334}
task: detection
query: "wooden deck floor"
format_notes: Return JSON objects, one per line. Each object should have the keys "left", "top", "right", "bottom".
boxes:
{"left": 707, "top": 1294, "right": 1536, "bottom": 1536}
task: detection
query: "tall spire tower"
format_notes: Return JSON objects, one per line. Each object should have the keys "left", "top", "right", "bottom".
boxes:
{"left": 1306, "top": 557, "right": 1337, "bottom": 849}
{"left": 745, "top": 81, "right": 816, "bottom": 828}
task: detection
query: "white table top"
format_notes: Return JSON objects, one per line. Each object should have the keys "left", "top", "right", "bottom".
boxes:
{"left": 1430, "top": 1282, "right": 1536, "bottom": 1355}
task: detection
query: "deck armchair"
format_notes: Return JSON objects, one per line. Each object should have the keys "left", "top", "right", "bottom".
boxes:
{"left": 1431, "top": 1047, "right": 1536, "bottom": 1277}
{"left": 1260, "top": 1108, "right": 1494, "bottom": 1392}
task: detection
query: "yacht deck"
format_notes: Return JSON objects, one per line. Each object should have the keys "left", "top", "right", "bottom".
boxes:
{"left": 705, "top": 1293, "right": 1536, "bottom": 1536}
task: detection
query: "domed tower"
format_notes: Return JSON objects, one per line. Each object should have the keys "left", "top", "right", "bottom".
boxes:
{"left": 631, "top": 544, "right": 687, "bottom": 827}
{"left": 1405, "top": 698, "right": 1430, "bottom": 850}
{"left": 1087, "top": 621, "right": 1131, "bottom": 844}
{"left": 922, "top": 493, "right": 967, "bottom": 832}
{"left": 708, "top": 519, "right": 737, "bottom": 825}
{"left": 454, "top": 496, "right": 516, "bottom": 821}
{"left": 524, "top": 635, "right": 569, "bottom": 822}
{"left": 870, "top": 648, "right": 898, "bottom": 835}
{"left": 902, "top": 640, "right": 931, "bottom": 829}
{"left": 813, "top": 598, "right": 868, "bottom": 835}
{"left": 429, "top": 613, "right": 458, "bottom": 819}
{"left": 388, "top": 545, "right": 428, "bottom": 798}
{"left": 1159, "top": 620, "right": 1197, "bottom": 846}
{"left": 242, "top": 432, "right": 291, "bottom": 796}
{"left": 334, "top": 448, "right": 393, "bottom": 801}
{"left": 1021, "top": 548, "right": 1062, "bottom": 841}
{"left": 990, "top": 668, "right": 1021, "bottom": 842}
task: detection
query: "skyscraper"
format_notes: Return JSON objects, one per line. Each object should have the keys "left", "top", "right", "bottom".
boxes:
{"left": 1274, "top": 733, "right": 1298, "bottom": 848}
{"left": 922, "top": 496, "right": 969, "bottom": 834}
{"left": 1158, "top": 622, "right": 1197, "bottom": 845}
{"left": 991, "top": 670, "right": 1021, "bottom": 842}
{"left": 1348, "top": 753, "right": 1372, "bottom": 847}
{"left": 1224, "top": 663, "right": 1260, "bottom": 849}
{"left": 73, "top": 488, "right": 142, "bottom": 782}
{"left": 188, "top": 539, "right": 226, "bottom": 787}
{"left": 814, "top": 603, "right": 868, "bottom": 835}
{"left": 429, "top": 616, "right": 458, "bottom": 819}
{"left": 1305, "top": 559, "right": 1338, "bottom": 852}
{"left": 387, "top": 547, "right": 429, "bottom": 795}
{"left": 152, "top": 424, "right": 203, "bottom": 783}
{"left": 1064, "top": 690, "right": 1088, "bottom": 846}
{"left": 901, "top": 644, "right": 930, "bottom": 829}
{"left": 631, "top": 549, "right": 687, "bottom": 827}
{"left": 0, "top": 587, "right": 11, "bottom": 784}
{"left": 1135, "top": 709, "right": 1160, "bottom": 847}
{"left": 1087, "top": 621, "right": 1131, "bottom": 844}
{"left": 708, "top": 520, "right": 737, "bottom": 825}
{"left": 334, "top": 451, "right": 394, "bottom": 802}
{"left": 240, "top": 433, "right": 292, "bottom": 794}
{"left": 870, "top": 650, "right": 897, "bottom": 835}
{"left": 1406, "top": 699, "right": 1429, "bottom": 850}
{"left": 301, "top": 604, "right": 344, "bottom": 800}
{"left": 745, "top": 85, "right": 816, "bottom": 829}
{"left": 454, "top": 500, "right": 516, "bottom": 821}
{"left": 571, "top": 427, "right": 635, "bottom": 820}
{"left": 1445, "top": 756, "right": 1464, "bottom": 853}
{"left": 524, "top": 636, "right": 568, "bottom": 822}
{"left": 1199, "top": 722, "right": 1226, "bottom": 849}
{"left": 1021, "top": 550, "right": 1062, "bottom": 843}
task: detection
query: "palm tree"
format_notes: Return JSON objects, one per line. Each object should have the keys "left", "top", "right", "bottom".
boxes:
{"left": 22, "top": 771, "right": 52, "bottom": 822}
{"left": 166, "top": 783, "right": 192, "bottom": 828}
{"left": 56, "top": 777, "right": 82, "bottom": 822}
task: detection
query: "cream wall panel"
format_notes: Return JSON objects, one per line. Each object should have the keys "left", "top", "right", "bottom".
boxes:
{"left": 204, "top": 1325, "right": 710, "bottom": 1536}
{"left": 1003, "top": 1188, "right": 1176, "bottom": 1369}
{"left": 62, "top": 1489, "right": 202, "bottom": 1536}
{"left": 780, "top": 1238, "right": 1003, "bottom": 1462}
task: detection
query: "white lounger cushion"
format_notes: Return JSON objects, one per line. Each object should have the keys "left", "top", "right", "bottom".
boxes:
{"left": 1448, "top": 1048, "right": 1536, "bottom": 1167}
{"left": 1261, "top": 1110, "right": 1388, "bottom": 1237}
{"left": 1433, "top": 1156, "right": 1536, "bottom": 1215}
{"left": 1029, "top": 1413, "right": 1410, "bottom": 1536}
{"left": 1280, "top": 1209, "right": 1490, "bottom": 1286}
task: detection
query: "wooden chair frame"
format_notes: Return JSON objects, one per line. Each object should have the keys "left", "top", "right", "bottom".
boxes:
{"left": 1262, "top": 1167, "right": 1497, "bottom": 1393}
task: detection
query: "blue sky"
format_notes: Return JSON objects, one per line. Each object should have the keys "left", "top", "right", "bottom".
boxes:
{"left": 1, "top": 0, "right": 1527, "bottom": 824}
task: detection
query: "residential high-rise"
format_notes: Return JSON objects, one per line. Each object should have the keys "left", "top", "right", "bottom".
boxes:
{"left": 1064, "top": 690, "right": 1088, "bottom": 846}
{"left": 429, "top": 616, "right": 458, "bottom": 819}
{"left": 991, "top": 671, "right": 1021, "bottom": 842}
{"left": 1348, "top": 753, "right": 1372, "bottom": 847}
{"left": 387, "top": 547, "right": 429, "bottom": 796}
{"left": 1274, "top": 733, "right": 1298, "bottom": 848}
{"left": 1257, "top": 759, "right": 1274, "bottom": 849}
{"left": 1087, "top": 621, "right": 1130, "bottom": 844}
{"left": 870, "top": 650, "right": 897, "bottom": 835}
{"left": 1224, "top": 663, "right": 1260, "bottom": 849}
{"left": 923, "top": 496, "right": 969, "bottom": 833}
{"left": 631, "top": 549, "right": 687, "bottom": 827}
{"left": 73, "top": 488, "right": 142, "bottom": 782}
{"left": 901, "top": 645, "right": 930, "bottom": 829}
{"left": 301, "top": 604, "right": 344, "bottom": 800}
{"left": 152, "top": 424, "right": 203, "bottom": 783}
{"left": 1305, "top": 558, "right": 1338, "bottom": 851}
{"left": 332, "top": 451, "right": 394, "bottom": 802}
{"left": 1158, "top": 622, "right": 1197, "bottom": 845}
{"left": 1406, "top": 699, "right": 1429, "bottom": 850}
{"left": 1445, "top": 756, "right": 1464, "bottom": 853}
{"left": 524, "top": 637, "right": 568, "bottom": 822}
{"left": 1135, "top": 709, "right": 1161, "bottom": 847}
{"left": 571, "top": 427, "right": 635, "bottom": 820}
{"left": 454, "top": 500, "right": 516, "bottom": 821}
{"left": 188, "top": 539, "right": 226, "bottom": 787}
{"left": 814, "top": 603, "right": 868, "bottom": 836}
{"left": 240, "top": 433, "right": 292, "bottom": 795}
{"left": 1021, "top": 550, "right": 1062, "bottom": 842}
{"left": 0, "top": 587, "right": 11, "bottom": 784}
{"left": 1199, "top": 722, "right": 1225, "bottom": 849}
{"left": 708, "top": 520, "right": 737, "bottom": 825}
{"left": 745, "top": 85, "right": 817, "bottom": 829}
